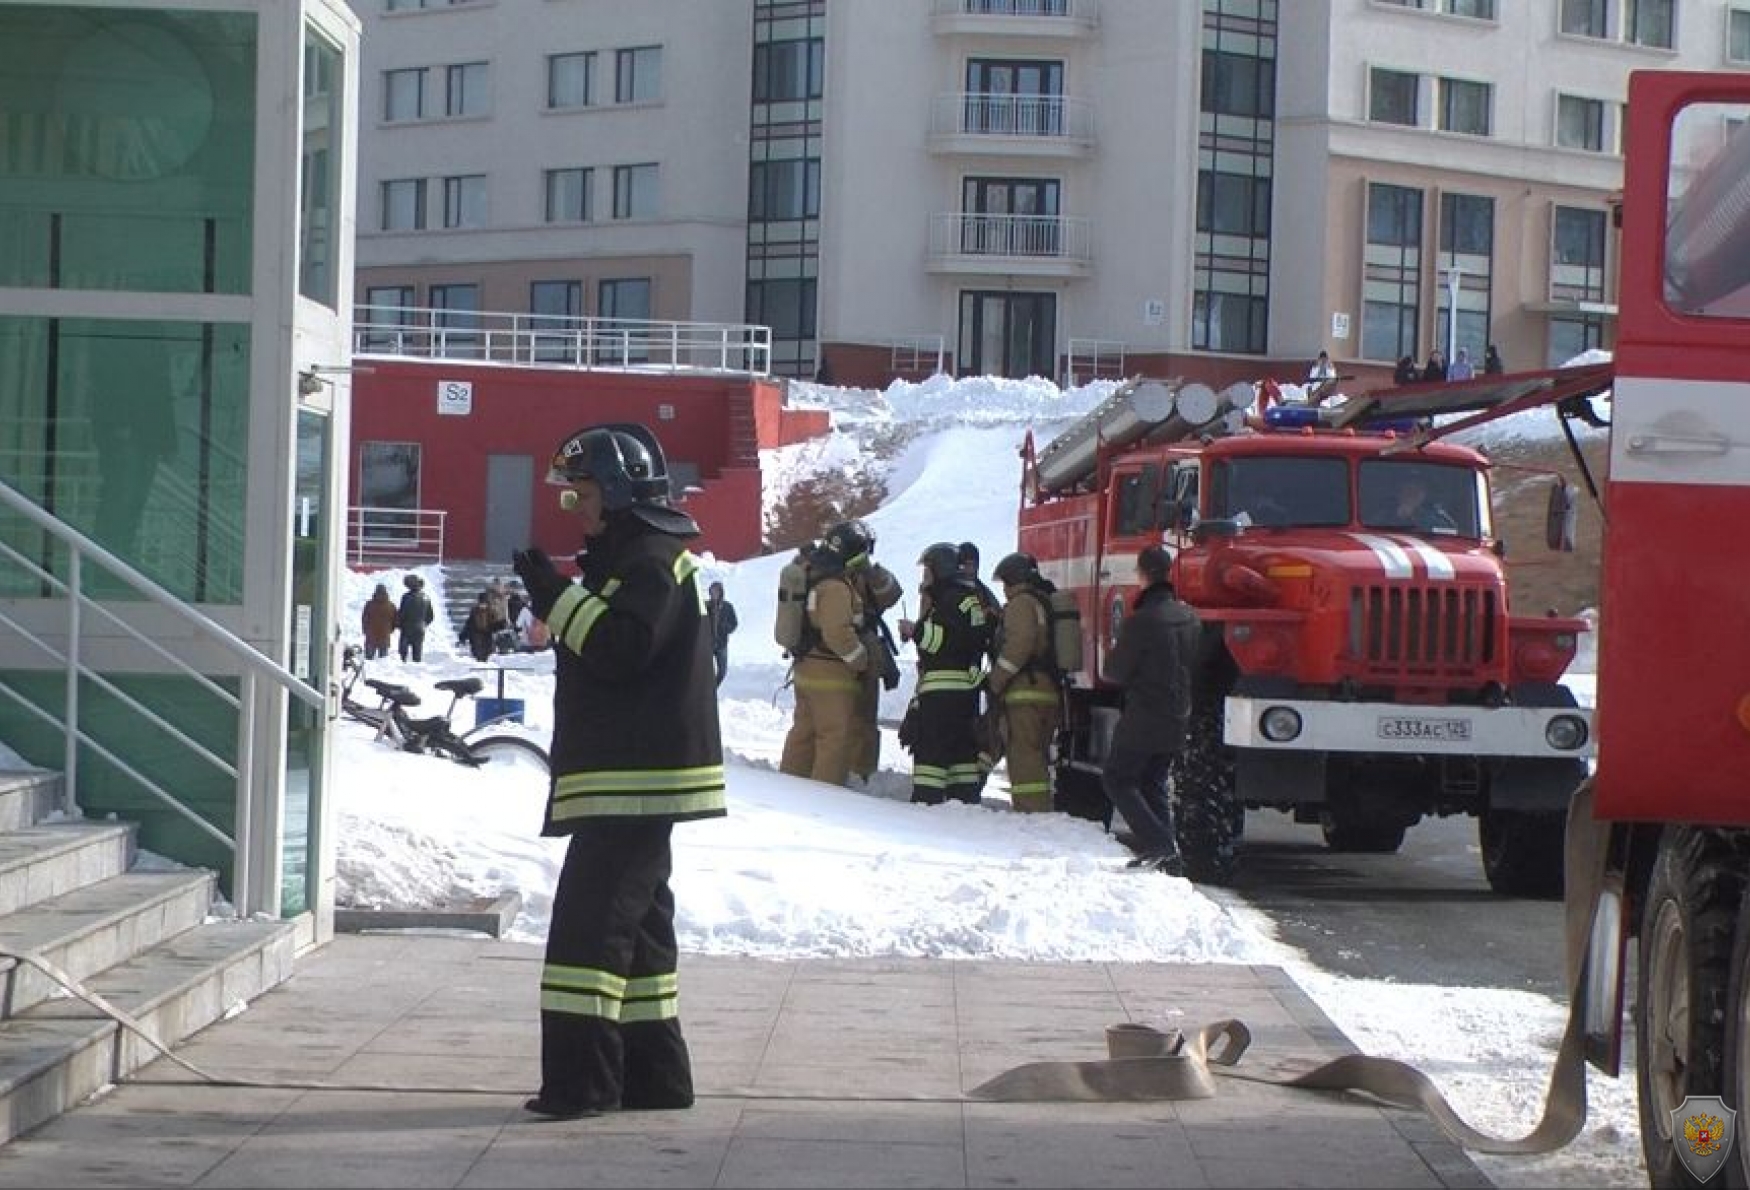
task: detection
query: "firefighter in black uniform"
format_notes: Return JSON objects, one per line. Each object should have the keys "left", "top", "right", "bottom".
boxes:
{"left": 513, "top": 421, "right": 727, "bottom": 1120}
{"left": 898, "top": 542, "right": 994, "bottom": 805}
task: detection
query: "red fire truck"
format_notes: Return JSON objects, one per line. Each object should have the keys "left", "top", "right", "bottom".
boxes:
{"left": 1018, "top": 363, "right": 1596, "bottom": 895}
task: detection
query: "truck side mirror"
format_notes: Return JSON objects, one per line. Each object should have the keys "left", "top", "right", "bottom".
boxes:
{"left": 1545, "top": 479, "right": 1578, "bottom": 553}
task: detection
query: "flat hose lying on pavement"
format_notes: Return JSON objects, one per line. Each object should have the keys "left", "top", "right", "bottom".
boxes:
{"left": 4, "top": 783, "right": 1606, "bottom": 1156}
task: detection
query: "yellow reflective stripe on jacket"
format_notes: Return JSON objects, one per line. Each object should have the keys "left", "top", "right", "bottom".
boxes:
{"left": 913, "top": 764, "right": 949, "bottom": 789}
{"left": 551, "top": 577, "right": 621, "bottom": 652}
{"left": 917, "top": 621, "right": 944, "bottom": 653}
{"left": 917, "top": 665, "right": 983, "bottom": 694}
{"left": 675, "top": 552, "right": 705, "bottom": 611}
{"left": 550, "top": 763, "right": 727, "bottom": 821}
{"left": 540, "top": 963, "right": 626, "bottom": 1021}
{"left": 622, "top": 971, "right": 680, "bottom": 1023}
{"left": 1003, "top": 688, "right": 1059, "bottom": 706}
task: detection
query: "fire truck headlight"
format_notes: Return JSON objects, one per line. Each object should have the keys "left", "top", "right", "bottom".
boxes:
{"left": 1260, "top": 706, "right": 1303, "bottom": 743}
{"left": 1545, "top": 714, "right": 1589, "bottom": 751}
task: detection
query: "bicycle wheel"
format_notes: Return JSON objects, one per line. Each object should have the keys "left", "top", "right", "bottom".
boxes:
{"left": 468, "top": 735, "right": 551, "bottom": 774}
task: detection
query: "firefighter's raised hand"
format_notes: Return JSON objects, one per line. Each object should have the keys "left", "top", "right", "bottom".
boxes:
{"left": 897, "top": 617, "right": 915, "bottom": 643}
{"left": 512, "top": 548, "right": 570, "bottom": 619}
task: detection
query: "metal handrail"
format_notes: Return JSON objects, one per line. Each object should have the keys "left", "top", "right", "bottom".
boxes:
{"left": 347, "top": 506, "right": 448, "bottom": 567}
{"left": 931, "top": 93, "right": 1095, "bottom": 141}
{"left": 0, "top": 477, "right": 323, "bottom": 919}
{"left": 928, "top": 213, "right": 1093, "bottom": 262}
{"left": 1066, "top": 338, "right": 1128, "bottom": 386}
{"left": 933, "top": 0, "right": 1096, "bottom": 19}
{"left": 354, "top": 305, "right": 773, "bottom": 376}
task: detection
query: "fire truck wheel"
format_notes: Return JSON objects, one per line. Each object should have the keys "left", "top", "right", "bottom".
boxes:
{"left": 1719, "top": 874, "right": 1750, "bottom": 1189}
{"left": 1172, "top": 712, "right": 1241, "bottom": 885}
{"left": 1318, "top": 809, "right": 1407, "bottom": 854}
{"left": 1478, "top": 809, "right": 1566, "bottom": 898}
{"left": 1636, "top": 829, "right": 1746, "bottom": 1188}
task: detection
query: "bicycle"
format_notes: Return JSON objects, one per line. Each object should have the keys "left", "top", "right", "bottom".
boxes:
{"left": 339, "top": 645, "right": 550, "bottom": 772}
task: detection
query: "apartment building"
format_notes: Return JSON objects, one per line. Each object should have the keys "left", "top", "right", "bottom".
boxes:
{"left": 351, "top": 0, "right": 1747, "bottom": 385}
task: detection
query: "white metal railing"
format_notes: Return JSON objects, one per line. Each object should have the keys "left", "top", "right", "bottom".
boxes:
{"left": 891, "top": 336, "right": 948, "bottom": 377}
{"left": 0, "top": 478, "right": 324, "bottom": 920}
{"left": 931, "top": 93, "right": 1095, "bottom": 141}
{"left": 1065, "top": 338, "right": 1128, "bottom": 386}
{"left": 354, "top": 305, "right": 772, "bottom": 376}
{"left": 346, "top": 506, "right": 448, "bottom": 568}
{"left": 933, "top": 0, "right": 1096, "bottom": 20}
{"left": 929, "top": 213, "right": 1093, "bottom": 262}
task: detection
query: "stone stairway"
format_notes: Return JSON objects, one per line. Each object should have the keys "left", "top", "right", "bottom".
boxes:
{"left": 0, "top": 768, "right": 297, "bottom": 1144}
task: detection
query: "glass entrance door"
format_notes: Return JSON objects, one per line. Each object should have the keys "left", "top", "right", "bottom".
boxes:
{"left": 283, "top": 406, "right": 332, "bottom": 916}
{"left": 958, "top": 290, "right": 1057, "bottom": 379}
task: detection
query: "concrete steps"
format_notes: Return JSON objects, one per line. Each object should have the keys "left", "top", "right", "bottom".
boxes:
{"left": 0, "top": 769, "right": 298, "bottom": 1144}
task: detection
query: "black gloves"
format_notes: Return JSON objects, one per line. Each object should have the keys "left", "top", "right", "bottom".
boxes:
{"left": 512, "top": 548, "right": 570, "bottom": 620}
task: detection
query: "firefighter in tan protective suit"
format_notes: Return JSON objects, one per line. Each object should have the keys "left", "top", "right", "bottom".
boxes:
{"left": 778, "top": 524, "right": 870, "bottom": 788}
{"left": 988, "top": 552, "right": 1062, "bottom": 814}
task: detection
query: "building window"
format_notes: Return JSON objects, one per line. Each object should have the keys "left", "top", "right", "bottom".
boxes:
{"left": 1552, "top": 206, "right": 1607, "bottom": 299}
{"left": 961, "top": 176, "right": 1061, "bottom": 255}
{"left": 361, "top": 286, "right": 416, "bottom": 352}
{"left": 1560, "top": 0, "right": 1609, "bottom": 35}
{"left": 300, "top": 29, "right": 343, "bottom": 308}
{"left": 615, "top": 46, "right": 662, "bottom": 104}
{"left": 1731, "top": 9, "right": 1750, "bottom": 62}
{"left": 599, "top": 277, "right": 652, "bottom": 363}
{"left": 381, "top": 178, "right": 427, "bottom": 231}
{"left": 1439, "top": 78, "right": 1491, "bottom": 136}
{"left": 749, "top": 159, "right": 819, "bottom": 221}
{"left": 1556, "top": 94, "right": 1607, "bottom": 150}
{"left": 445, "top": 62, "right": 488, "bottom": 118}
{"left": 531, "top": 280, "right": 583, "bottom": 362}
{"left": 612, "top": 164, "right": 660, "bottom": 219}
{"left": 754, "top": 37, "right": 823, "bottom": 102}
{"left": 1626, "top": 0, "right": 1675, "bottom": 47}
{"left": 1202, "top": 49, "right": 1274, "bottom": 118}
{"left": 965, "top": 59, "right": 1066, "bottom": 135}
{"left": 746, "top": 277, "right": 818, "bottom": 341}
{"left": 548, "top": 52, "right": 595, "bottom": 109}
{"left": 430, "top": 283, "right": 482, "bottom": 357}
{"left": 1445, "top": 0, "right": 1496, "bottom": 15}
{"left": 384, "top": 67, "right": 427, "bottom": 121}
{"left": 544, "top": 168, "right": 593, "bottom": 223}
{"left": 1362, "top": 182, "right": 1423, "bottom": 363}
{"left": 1369, "top": 68, "right": 1419, "bottom": 126}
{"left": 442, "top": 174, "right": 486, "bottom": 229}
{"left": 1196, "top": 172, "right": 1271, "bottom": 237}
{"left": 1437, "top": 192, "right": 1494, "bottom": 364}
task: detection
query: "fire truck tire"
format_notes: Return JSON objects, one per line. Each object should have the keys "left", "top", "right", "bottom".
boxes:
{"left": 1173, "top": 711, "right": 1241, "bottom": 885}
{"left": 1717, "top": 868, "right": 1750, "bottom": 1189}
{"left": 1478, "top": 809, "right": 1566, "bottom": 898}
{"left": 1318, "top": 810, "right": 1407, "bottom": 854}
{"left": 1636, "top": 828, "right": 1747, "bottom": 1189}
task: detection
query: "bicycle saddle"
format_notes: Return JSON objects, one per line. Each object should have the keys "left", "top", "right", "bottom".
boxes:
{"left": 365, "top": 679, "right": 421, "bottom": 707}
{"left": 436, "top": 677, "right": 485, "bottom": 697}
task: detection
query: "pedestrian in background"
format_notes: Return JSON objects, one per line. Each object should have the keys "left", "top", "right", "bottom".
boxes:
{"left": 1484, "top": 344, "right": 1505, "bottom": 375}
{"left": 706, "top": 581, "right": 738, "bottom": 687}
{"left": 1307, "top": 350, "right": 1336, "bottom": 382}
{"left": 361, "top": 583, "right": 397, "bottom": 660}
{"left": 396, "top": 573, "right": 434, "bottom": 662}
{"left": 1102, "top": 545, "right": 1200, "bottom": 876}
{"left": 513, "top": 421, "right": 725, "bottom": 1120}
{"left": 1448, "top": 348, "right": 1475, "bottom": 381}
{"left": 459, "top": 592, "right": 508, "bottom": 662}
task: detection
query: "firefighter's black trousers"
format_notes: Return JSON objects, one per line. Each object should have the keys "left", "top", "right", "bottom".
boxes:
{"left": 539, "top": 822, "right": 694, "bottom": 1111}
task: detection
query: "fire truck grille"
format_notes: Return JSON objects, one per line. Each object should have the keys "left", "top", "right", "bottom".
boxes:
{"left": 1349, "top": 584, "right": 1497, "bottom": 676}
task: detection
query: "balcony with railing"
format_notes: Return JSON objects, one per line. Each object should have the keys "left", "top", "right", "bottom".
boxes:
{"left": 353, "top": 306, "right": 772, "bottom": 376}
{"left": 926, "top": 213, "right": 1093, "bottom": 277}
{"left": 928, "top": 93, "right": 1095, "bottom": 157}
{"left": 931, "top": 0, "right": 1098, "bottom": 36}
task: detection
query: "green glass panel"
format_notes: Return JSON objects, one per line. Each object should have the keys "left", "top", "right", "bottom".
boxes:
{"left": 0, "top": 7, "right": 257, "bottom": 294}
{"left": 0, "top": 315, "right": 250, "bottom": 603}
{"left": 0, "top": 671, "right": 239, "bottom": 897}
{"left": 300, "top": 28, "right": 343, "bottom": 307}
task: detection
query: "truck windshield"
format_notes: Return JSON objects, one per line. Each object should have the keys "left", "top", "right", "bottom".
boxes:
{"left": 1357, "top": 461, "right": 1483, "bottom": 537}
{"left": 1209, "top": 456, "right": 1349, "bottom": 528}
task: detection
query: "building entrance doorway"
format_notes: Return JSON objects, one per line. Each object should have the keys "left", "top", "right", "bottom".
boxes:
{"left": 958, "top": 291, "right": 1056, "bottom": 379}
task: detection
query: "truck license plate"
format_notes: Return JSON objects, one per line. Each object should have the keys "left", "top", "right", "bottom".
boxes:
{"left": 1376, "top": 716, "right": 1472, "bottom": 742}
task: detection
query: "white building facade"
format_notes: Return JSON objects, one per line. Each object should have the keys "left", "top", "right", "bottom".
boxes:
{"left": 349, "top": 0, "right": 1747, "bottom": 385}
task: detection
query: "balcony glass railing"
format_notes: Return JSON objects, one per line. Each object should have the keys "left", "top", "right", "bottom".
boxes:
{"left": 932, "top": 93, "right": 1095, "bottom": 141}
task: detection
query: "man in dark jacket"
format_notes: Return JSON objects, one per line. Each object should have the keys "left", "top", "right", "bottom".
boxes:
{"left": 706, "top": 580, "right": 738, "bottom": 686}
{"left": 1102, "top": 544, "right": 1201, "bottom": 876}
{"left": 395, "top": 574, "right": 434, "bottom": 662}
{"left": 512, "top": 421, "right": 727, "bottom": 1121}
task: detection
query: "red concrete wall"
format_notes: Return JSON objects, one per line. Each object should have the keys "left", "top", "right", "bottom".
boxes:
{"left": 350, "top": 361, "right": 789, "bottom": 563}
